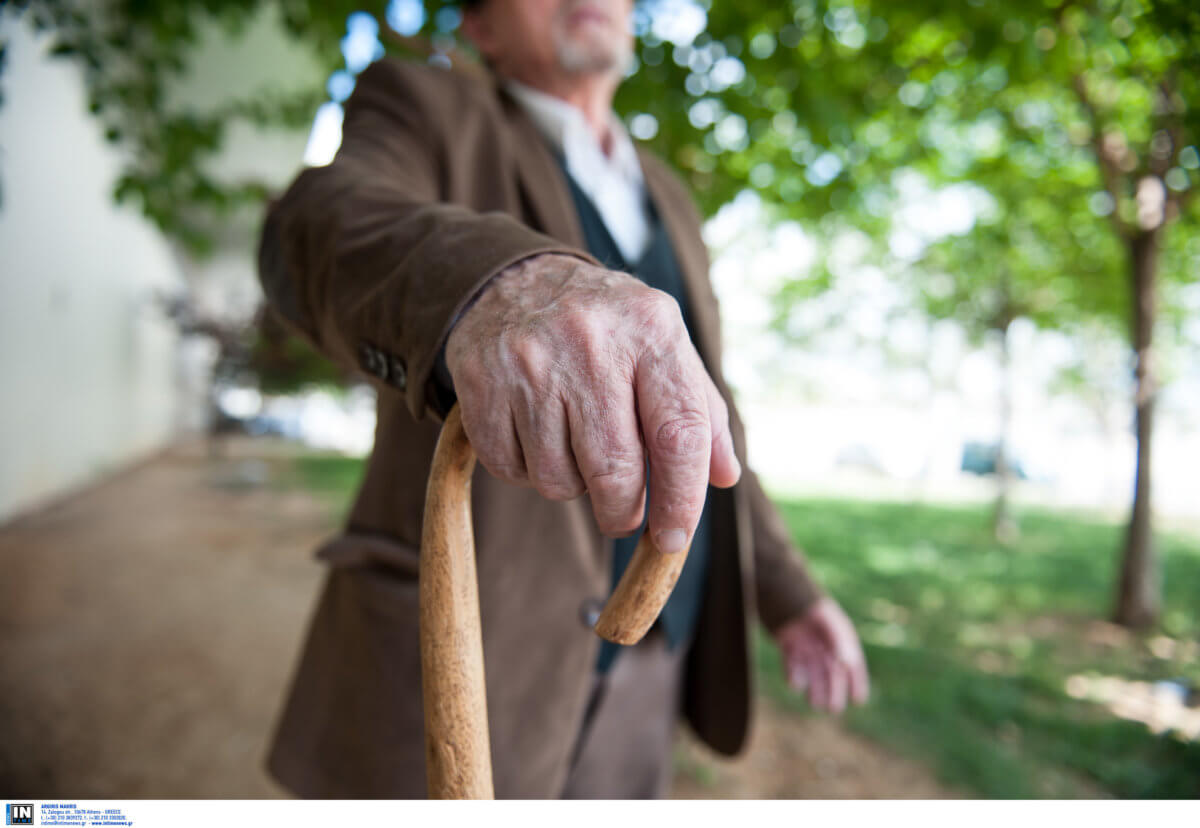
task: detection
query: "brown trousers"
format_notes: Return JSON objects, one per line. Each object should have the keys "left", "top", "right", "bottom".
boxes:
{"left": 559, "top": 628, "right": 686, "bottom": 799}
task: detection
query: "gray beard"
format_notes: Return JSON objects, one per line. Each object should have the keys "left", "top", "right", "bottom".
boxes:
{"left": 554, "top": 31, "right": 633, "bottom": 78}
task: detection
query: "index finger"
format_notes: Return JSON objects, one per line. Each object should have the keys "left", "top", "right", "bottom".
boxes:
{"left": 635, "top": 347, "right": 713, "bottom": 555}
{"left": 832, "top": 619, "right": 871, "bottom": 705}
{"left": 848, "top": 654, "right": 870, "bottom": 705}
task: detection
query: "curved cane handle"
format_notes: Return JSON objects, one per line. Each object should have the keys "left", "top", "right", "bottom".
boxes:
{"left": 419, "top": 403, "right": 691, "bottom": 799}
{"left": 590, "top": 527, "right": 690, "bottom": 645}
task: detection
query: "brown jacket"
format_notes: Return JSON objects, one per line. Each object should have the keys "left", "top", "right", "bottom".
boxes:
{"left": 258, "top": 56, "right": 822, "bottom": 799}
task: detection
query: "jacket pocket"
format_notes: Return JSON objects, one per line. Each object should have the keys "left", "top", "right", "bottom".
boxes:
{"left": 314, "top": 531, "right": 420, "bottom": 578}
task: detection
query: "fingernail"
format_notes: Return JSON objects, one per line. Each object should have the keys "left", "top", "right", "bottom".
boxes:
{"left": 655, "top": 529, "right": 688, "bottom": 554}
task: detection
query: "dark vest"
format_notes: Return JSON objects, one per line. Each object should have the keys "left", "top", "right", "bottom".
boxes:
{"left": 555, "top": 160, "right": 713, "bottom": 674}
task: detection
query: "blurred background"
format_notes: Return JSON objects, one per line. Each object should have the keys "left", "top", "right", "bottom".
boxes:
{"left": 1, "top": 0, "right": 1198, "bottom": 800}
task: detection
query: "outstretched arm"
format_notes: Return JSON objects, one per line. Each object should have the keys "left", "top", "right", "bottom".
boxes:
{"left": 258, "top": 59, "right": 594, "bottom": 422}
{"left": 261, "top": 59, "right": 738, "bottom": 553}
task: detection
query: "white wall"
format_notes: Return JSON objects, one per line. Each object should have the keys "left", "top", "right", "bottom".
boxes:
{"left": 165, "top": 5, "right": 328, "bottom": 325}
{"left": 0, "top": 7, "right": 324, "bottom": 522}
{"left": 0, "top": 19, "right": 186, "bottom": 522}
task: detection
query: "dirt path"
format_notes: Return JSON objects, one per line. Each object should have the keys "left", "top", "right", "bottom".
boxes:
{"left": 0, "top": 439, "right": 961, "bottom": 799}
{"left": 674, "top": 706, "right": 963, "bottom": 798}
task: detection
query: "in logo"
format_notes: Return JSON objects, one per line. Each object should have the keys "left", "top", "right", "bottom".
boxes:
{"left": 5, "top": 804, "right": 33, "bottom": 825}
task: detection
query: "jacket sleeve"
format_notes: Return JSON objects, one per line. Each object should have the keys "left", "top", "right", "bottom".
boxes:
{"left": 257, "top": 58, "right": 595, "bottom": 421}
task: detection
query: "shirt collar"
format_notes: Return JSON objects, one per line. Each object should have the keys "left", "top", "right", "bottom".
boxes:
{"left": 503, "top": 79, "right": 643, "bottom": 186}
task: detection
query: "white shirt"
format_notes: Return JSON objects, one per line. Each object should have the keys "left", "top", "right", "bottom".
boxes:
{"left": 505, "top": 80, "right": 652, "bottom": 263}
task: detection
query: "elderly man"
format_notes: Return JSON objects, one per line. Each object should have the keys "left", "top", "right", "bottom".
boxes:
{"left": 259, "top": 0, "right": 868, "bottom": 799}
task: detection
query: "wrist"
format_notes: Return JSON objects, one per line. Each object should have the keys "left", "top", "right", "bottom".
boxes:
{"left": 444, "top": 254, "right": 532, "bottom": 374}
{"left": 446, "top": 252, "right": 605, "bottom": 375}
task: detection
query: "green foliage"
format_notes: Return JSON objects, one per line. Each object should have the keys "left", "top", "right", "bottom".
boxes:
{"left": 286, "top": 452, "right": 367, "bottom": 516}
{"left": 6, "top": 0, "right": 1194, "bottom": 300}
{"left": 760, "top": 496, "right": 1200, "bottom": 798}
{"left": 2, "top": 0, "right": 340, "bottom": 253}
{"left": 248, "top": 311, "right": 354, "bottom": 393}
{"left": 621, "top": 1, "right": 1200, "bottom": 353}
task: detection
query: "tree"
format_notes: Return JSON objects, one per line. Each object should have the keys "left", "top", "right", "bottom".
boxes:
{"left": 618, "top": 0, "right": 1197, "bottom": 627}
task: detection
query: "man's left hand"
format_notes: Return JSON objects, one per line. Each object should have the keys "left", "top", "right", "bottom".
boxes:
{"left": 774, "top": 597, "right": 870, "bottom": 714}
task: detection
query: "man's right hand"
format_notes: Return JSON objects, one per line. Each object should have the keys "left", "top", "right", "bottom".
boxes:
{"left": 444, "top": 253, "right": 741, "bottom": 552}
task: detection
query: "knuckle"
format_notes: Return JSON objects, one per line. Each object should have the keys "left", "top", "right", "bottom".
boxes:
{"left": 653, "top": 413, "right": 711, "bottom": 458}
{"left": 474, "top": 446, "right": 526, "bottom": 484}
{"left": 711, "top": 410, "right": 733, "bottom": 446}
{"left": 561, "top": 307, "right": 608, "bottom": 347}
{"left": 709, "top": 392, "right": 730, "bottom": 426}
{"left": 536, "top": 478, "right": 587, "bottom": 501}
{"left": 510, "top": 336, "right": 550, "bottom": 381}
{"left": 530, "top": 461, "right": 586, "bottom": 501}
{"left": 453, "top": 362, "right": 488, "bottom": 399}
{"left": 456, "top": 404, "right": 490, "bottom": 445}
{"left": 561, "top": 312, "right": 614, "bottom": 377}
{"left": 597, "top": 513, "right": 644, "bottom": 537}
{"left": 632, "top": 289, "right": 682, "bottom": 330}
{"left": 480, "top": 459, "right": 528, "bottom": 484}
{"left": 585, "top": 460, "right": 643, "bottom": 501}
{"left": 647, "top": 288, "right": 679, "bottom": 315}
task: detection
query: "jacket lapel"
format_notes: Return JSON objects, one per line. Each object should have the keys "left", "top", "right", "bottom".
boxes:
{"left": 493, "top": 78, "right": 587, "bottom": 250}
{"left": 638, "top": 149, "right": 723, "bottom": 376}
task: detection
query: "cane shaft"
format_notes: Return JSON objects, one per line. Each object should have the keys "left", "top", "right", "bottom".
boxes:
{"left": 420, "top": 404, "right": 493, "bottom": 799}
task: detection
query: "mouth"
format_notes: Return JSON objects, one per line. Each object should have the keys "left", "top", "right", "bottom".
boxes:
{"left": 567, "top": 5, "right": 611, "bottom": 28}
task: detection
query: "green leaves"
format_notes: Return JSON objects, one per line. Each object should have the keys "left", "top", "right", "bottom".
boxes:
{"left": 2, "top": 0, "right": 1194, "bottom": 288}
{"left": 3, "top": 0, "right": 333, "bottom": 254}
{"left": 634, "top": 0, "right": 1198, "bottom": 350}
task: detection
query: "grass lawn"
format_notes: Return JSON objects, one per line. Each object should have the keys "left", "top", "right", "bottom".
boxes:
{"left": 761, "top": 497, "right": 1200, "bottom": 798}
{"left": 286, "top": 453, "right": 1200, "bottom": 798}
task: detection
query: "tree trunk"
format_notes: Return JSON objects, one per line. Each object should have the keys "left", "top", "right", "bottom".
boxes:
{"left": 1113, "top": 230, "right": 1161, "bottom": 628}
{"left": 993, "top": 320, "right": 1018, "bottom": 545}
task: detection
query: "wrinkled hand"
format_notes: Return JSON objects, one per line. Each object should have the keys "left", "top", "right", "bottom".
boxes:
{"left": 445, "top": 253, "right": 741, "bottom": 551}
{"left": 774, "top": 597, "right": 869, "bottom": 714}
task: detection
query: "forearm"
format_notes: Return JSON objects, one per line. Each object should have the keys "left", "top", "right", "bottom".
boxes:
{"left": 256, "top": 60, "right": 594, "bottom": 422}
{"left": 744, "top": 464, "right": 824, "bottom": 631}
{"left": 259, "top": 179, "right": 583, "bottom": 420}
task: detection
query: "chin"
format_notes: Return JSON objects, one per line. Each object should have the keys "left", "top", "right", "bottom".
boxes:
{"left": 555, "top": 34, "right": 632, "bottom": 76}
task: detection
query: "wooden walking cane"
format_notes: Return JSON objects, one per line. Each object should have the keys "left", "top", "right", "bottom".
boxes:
{"left": 419, "top": 402, "right": 691, "bottom": 799}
